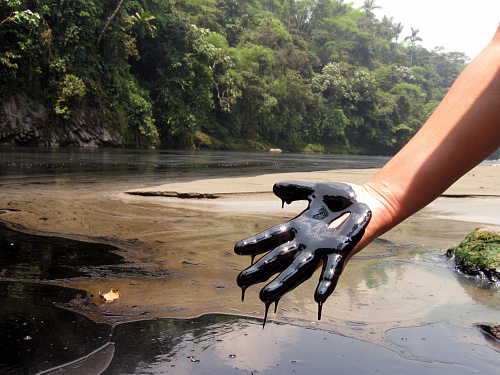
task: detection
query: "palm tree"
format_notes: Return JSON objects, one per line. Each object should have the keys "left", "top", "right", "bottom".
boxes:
{"left": 391, "top": 22, "right": 404, "bottom": 52}
{"left": 393, "top": 22, "right": 404, "bottom": 44}
{"left": 404, "top": 27, "right": 422, "bottom": 67}
{"left": 381, "top": 15, "right": 393, "bottom": 39}
{"left": 362, "top": 0, "right": 382, "bottom": 18}
{"left": 129, "top": 12, "right": 156, "bottom": 38}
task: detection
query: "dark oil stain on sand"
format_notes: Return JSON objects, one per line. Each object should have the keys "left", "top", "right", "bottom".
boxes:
{"left": 1, "top": 224, "right": 500, "bottom": 374}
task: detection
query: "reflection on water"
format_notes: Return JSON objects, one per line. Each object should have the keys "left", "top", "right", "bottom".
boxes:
{"left": 0, "top": 282, "right": 111, "bottom": 375}
{"left": 1, "top": 226, "right": 499, "bottom": 374}
{"left": 1, "top": 147, "right": 500, "bottom": 374}
{"left": 0, "top": 222, "right": 125, "bottom": 280}
{"left": 105, "top": 315, "right": 500, "bottom": 375}
{"left": 3, "top": 285, "right": 500, "bottom": 375}
{"left": 0, "top": 146, "right": 390, "bottom": 183}
{"left": 1, "top": 146, "right": 497, "bottom": 183}
{"left": 385, "top": 324, "right": 500, "bottom": 373}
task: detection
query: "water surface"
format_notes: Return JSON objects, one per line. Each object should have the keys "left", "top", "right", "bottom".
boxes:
{"left": 1, "top": 147, "right": 499, "bottom": 374}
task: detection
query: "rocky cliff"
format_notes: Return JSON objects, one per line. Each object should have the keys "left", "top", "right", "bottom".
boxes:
{"left": 0, "top": 94, "right": 123, "bottom": 147}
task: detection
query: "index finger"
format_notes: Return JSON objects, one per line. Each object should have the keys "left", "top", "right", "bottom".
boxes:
{"left": 273, "top": 181, "right": 315, "bottom": 205}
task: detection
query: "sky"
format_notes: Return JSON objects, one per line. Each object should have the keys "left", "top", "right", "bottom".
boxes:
{"left": 351, "top": 0, "right": 500, "bottom": 60}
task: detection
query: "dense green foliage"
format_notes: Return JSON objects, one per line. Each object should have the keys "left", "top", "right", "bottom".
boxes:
{"left": 0, "top": 0, "right": 468, "bottom": 151}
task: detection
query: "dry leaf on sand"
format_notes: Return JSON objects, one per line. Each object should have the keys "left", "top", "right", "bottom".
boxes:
{"left": 99, "top": 288, "right": 120, "bottom": 302}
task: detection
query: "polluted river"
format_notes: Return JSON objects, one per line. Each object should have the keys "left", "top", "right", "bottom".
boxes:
{"left": 0, "top": 147, "right": 499, "bottom": 374}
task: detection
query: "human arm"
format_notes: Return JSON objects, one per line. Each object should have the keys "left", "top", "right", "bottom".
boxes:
{"left": 235, "top": 24, "right": 500, "bottom": 322}
{"left": 353, "top": 23, "right": 500, "bottom": 256}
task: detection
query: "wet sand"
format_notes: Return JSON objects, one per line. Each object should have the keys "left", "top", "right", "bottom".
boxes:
{"left": 125, "top": 164, "right": 500, "bottom": 223}
{"left": 1, "top": 164, "right": 500, "bottom": 353}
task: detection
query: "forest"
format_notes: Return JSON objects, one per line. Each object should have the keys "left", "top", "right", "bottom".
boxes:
{"left": 0, "top": 0, "right": 469, "bottom": 153}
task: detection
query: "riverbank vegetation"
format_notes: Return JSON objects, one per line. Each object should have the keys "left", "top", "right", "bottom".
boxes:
{"left": 0, "top": 0, "right": 469, "bottom": 152}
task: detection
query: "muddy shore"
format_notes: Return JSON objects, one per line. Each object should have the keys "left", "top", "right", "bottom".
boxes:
{"left": 1, "top": 164, "right": 500, "bottom": 350}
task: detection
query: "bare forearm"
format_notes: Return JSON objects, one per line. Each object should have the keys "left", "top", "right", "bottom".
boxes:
{"left": 364, "top": 24, "right": 500, "bottom": 238}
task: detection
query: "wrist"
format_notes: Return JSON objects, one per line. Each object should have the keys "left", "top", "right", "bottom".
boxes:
{"left": 345, "top": 182, "right": 404, "bottom": 257}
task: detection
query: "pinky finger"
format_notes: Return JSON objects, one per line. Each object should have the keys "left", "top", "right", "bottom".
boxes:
{"left": 314, "top": 253, "right": 345, "bottom": 320}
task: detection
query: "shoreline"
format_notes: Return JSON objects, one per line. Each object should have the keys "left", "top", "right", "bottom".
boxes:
{"left": 1, "top": 162, "right": 499, "bottom": 346}
{"left": 2, "top": 154, "right": 500, "bottom": 374}
{"left": 123, "top": 164, "right": 500, "bottom": 225}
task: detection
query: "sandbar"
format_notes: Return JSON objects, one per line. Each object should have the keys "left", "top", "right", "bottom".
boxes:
{"left": 1, "top": 162, "right": 500, "bottom": 350}
{"left": 124, "top": 164, "right": 500, "bottom": 225}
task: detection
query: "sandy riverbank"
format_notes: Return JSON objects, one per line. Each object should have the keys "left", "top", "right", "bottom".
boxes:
{"left": 123, "top": 164, "right": 500, "bottom": 224}
{"left": 1, "top": 162, "right": 500, "bottom": 350}
{"left": 126, "top": 164, "right": 500, "bottom": 197}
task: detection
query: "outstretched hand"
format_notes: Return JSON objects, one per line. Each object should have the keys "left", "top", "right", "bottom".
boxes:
{"left": 234, "top": 181, "right": 371, "bottom": 325}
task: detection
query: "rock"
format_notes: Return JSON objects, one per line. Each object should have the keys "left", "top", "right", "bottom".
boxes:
{"left": 1, "top": 93, "right": 123, "bottom": 147}
{"left": 477, "top": 324, "right": 500, "bottom": 340}
{"left": 447, "top": 226, "right": 500, "bottom": 283}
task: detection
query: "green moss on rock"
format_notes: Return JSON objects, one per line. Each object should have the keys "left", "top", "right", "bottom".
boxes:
{"left": 447, "top": 227, "right": 500, "bottom": 282}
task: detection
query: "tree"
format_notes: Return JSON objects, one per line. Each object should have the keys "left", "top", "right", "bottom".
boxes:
{"left": 393, "top": 22, "right": 403, "bottom": 44}
{"left": 379, "top": 15, "right": 393, "bottom": 40}
{"left": 98, "top": 0, "right": 125, "bottom": 44}
{"left": 0, "top": 0, "right": 470, "bottom": 152}
{"left": 404, "top": 27, "right": 422, "bottom": 67}
{"left": 361, "top": 0, "right": 381, "bottom": 18}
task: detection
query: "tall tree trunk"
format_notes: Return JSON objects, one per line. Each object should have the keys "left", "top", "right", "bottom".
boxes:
{"left": 98, "top": 0, "right": 125, "bottom": 44}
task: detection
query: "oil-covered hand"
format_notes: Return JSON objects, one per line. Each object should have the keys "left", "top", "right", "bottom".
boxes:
{"left": 235, "top": 181, "right": 371, "bottom": 324}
